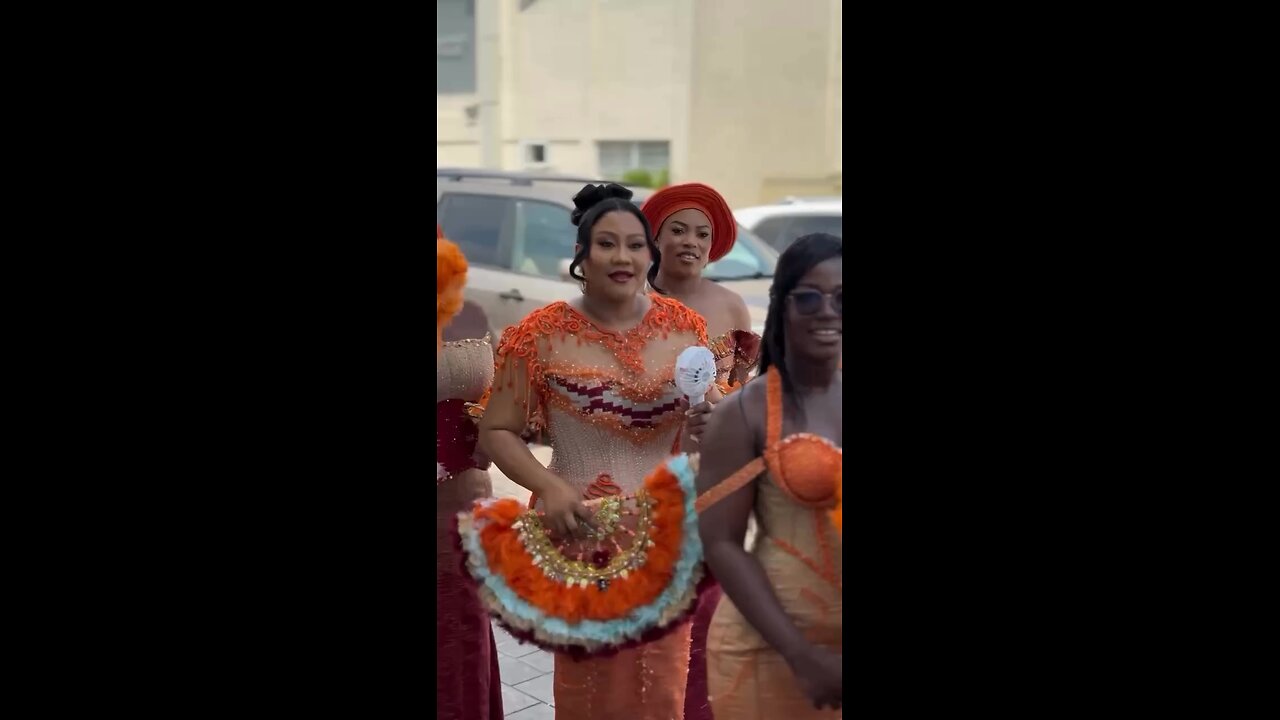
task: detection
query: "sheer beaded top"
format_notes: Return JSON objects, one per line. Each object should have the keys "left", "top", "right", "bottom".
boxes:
{"left": 437, "top": 336, "right": 493, "bottom": 404}
{"left": 437, "top": 336, "right": 494, "bottom": 481}
{"left": 494, "top": 295, "right": 708, "bottom": 498}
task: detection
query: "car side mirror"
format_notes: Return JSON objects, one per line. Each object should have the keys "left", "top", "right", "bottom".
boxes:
{"left": 559, "top": 259, "right": 574, "bottom": 282}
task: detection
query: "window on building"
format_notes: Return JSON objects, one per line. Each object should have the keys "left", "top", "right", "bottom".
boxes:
{"left": 437, "top": 0, "right": 476, "bottom": 94}
{"left": 597, "top": 141, "right": 670, "bottom": 182}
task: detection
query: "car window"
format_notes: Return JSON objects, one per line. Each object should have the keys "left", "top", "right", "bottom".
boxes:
{"left": 437, "top": 193, "right": 514, "bottom": 268}
{"left": 704, "top": 224, "right": 777, "bottom": 280}
{"left": 512, "top": 199, "right": 575, "bottom": 278}
{"left": 752, "top": 217, "right": 791, "bottom": 248}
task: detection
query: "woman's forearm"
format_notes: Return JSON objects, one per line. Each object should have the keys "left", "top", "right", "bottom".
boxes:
{"left": 480, "top": 428, "right": 566, "bottom": 496}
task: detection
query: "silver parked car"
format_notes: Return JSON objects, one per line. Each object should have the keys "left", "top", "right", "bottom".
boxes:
{"left": 437, "top": 168, "right": 776, "bottom": 336}
{"left": 734, "top": 197, "right": 842, "bottom": 252}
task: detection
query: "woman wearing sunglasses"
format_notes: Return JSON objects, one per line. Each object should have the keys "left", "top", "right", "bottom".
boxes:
{"left": 694, "top": 233, "right": 843, "bottom": 717}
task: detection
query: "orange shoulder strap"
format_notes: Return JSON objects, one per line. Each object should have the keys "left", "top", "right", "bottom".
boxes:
{"left": 766, "top": 366, "right": 783, "bottom": 447}
{"left": 694, "top": 456, "right": 765, "bottom": 513}
{"left": 696, "top": 369, "right": 781, "bottom": 513}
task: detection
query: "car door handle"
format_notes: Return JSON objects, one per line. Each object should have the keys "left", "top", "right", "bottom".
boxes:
{"left": 499, "top": 289, "right": 524, "bottom": 301}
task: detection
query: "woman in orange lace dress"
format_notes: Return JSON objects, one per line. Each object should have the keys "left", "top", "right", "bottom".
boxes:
{"left": 479, "top": 183, "right": 712, "bottom": 719}
{"left": 641, "top": 182, "right": 761, "bottom": 719}
{"left": 641, "top": 183, "right": 761, "bottom": 396}
{"left": 695, "top": 233, "right": 843, "bottom": 718}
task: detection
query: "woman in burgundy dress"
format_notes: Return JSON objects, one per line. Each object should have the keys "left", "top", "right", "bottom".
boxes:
{"left": 438, "top": 234, "right": 503, "bottom": 719}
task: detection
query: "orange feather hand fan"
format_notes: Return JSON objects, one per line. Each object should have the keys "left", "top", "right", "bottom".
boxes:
{"left": 456, "top": 454, "right": 706, "bottom": 657}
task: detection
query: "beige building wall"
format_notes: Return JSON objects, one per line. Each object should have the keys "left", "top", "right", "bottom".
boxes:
{"left": 685, "top": 0, "right": 839, "bottom": 207}
{"left": 503, "top": 0, "right": 691, "bottom": 177}
{"left": 438, "top": 0, "right": 840, "bottom": 206}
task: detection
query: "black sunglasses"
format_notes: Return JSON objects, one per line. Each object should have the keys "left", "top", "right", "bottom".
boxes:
{"left": 788, "top": 289, "right": 842, "bottom": 316}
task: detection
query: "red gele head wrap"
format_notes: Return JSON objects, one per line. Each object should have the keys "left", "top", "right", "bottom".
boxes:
{"left": 641, "top": 183, "right": 737, "bottom": 262}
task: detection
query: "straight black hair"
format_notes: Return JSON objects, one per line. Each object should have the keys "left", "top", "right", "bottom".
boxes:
{"left": 758, "top": 233, "right": 843, "bottom": 400}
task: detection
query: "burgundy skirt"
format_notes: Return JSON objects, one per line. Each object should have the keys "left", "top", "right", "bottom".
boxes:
{"left": 684, "top": 581, "right": 724, "bottom": 720}
{"left": 437, "top": 470, "right": 503, "bottom": 720}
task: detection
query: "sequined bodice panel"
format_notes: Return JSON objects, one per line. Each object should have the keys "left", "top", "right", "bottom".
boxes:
{"left": 542, "top": 353, "right": 687, "bottom": 498}
{"left": 437, "top": 337, "right": 493, "bottom": 403}
{"left": 437, "top": 337, "right": 493, "bottom": 480}
{"left": 495, "top": 296, "right": 709, "bottom": 498}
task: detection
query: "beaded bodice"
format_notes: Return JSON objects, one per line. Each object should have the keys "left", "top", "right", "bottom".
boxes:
{"left": 494, "top": 295, "right": 708, "bottom": 500}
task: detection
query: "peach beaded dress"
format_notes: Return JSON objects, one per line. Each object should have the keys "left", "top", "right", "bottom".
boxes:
{"left": 493, "top": 294, "right": 709, "bottom": 720}
{"left": 698, "top": 368, "right": 843, "bottom": 720}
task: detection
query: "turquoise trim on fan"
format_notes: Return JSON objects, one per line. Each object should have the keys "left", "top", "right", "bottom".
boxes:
{"left": 460, "top": 453, "right": 703, "bottom": 645}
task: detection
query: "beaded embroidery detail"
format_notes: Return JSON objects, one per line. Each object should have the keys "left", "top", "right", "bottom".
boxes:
{"left": 494, "top": 295, "right": 708, "bottom": 435}
{"left": 457, "top": 454, "right": 705, "bottom": 655}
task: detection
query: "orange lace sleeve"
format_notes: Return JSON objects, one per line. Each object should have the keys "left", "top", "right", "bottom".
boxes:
{"left": 493, "top": 304, "right": 568, "bottom": 433}
{"left": 648, "top": 294, "right": 709, "bottom": 346}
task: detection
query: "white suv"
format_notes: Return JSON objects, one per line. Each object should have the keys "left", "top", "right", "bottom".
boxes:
{"left": 734, "top": 197, "right": 842, "bottom": 252}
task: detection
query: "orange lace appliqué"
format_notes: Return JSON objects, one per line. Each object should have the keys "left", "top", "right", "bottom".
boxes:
{"left": 494, "top": 296, "right": 708, "bottom": 428}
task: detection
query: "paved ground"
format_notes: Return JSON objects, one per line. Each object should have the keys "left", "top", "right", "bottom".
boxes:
{"left": 489, "top": 446, "right": 554, "bottom": 718}
{"left": 494, "top": 621, "right": 556, "bottom": 718}
{"left": 489, "top": 444, "right": 546, "bottom": 504}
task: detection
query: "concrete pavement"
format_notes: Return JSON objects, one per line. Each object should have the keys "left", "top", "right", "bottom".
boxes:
{"left": 488, "top": 444, "right": 552, "bottom": 717}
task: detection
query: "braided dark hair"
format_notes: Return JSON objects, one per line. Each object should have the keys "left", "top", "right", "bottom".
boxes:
{"left": 567, "top": 183, "right": 657, "bottom": 284}
{"left": 758, "top": 233, "right": 843, "bottom": 401}
{"left": 646, "top": 242, "right": 665, "bottom": 294}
